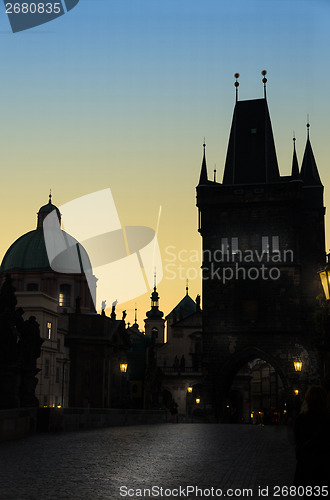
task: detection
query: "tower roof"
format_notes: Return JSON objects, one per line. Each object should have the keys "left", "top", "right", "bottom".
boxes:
{"left": 300, "top": 135, "right": 322, "bottom": 187}
{"left": 166, "top": 293, "right": 197, "bottom": 322}
{"left": 222, "top": 98, "right": 280, "bottom": 185}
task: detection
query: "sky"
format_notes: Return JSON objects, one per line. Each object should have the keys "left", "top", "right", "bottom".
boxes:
{"left": 0, "top": 0, "right": 330, "bottom": 325}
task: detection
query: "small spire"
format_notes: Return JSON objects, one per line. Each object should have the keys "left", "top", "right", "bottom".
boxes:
{"left": 213, "top": 166, "right": 217, "bottom": 182}
{"left": 134, "top": 307, "right": 138, "bottom": 324}
{"left": 261, "top": 70, "right": 267, "bottom": 99}
{"left": 301, "top": 123, "right": 322, "bottom": 187}
{"left": 291, "top": 135, "right": 300, "bottom": 180}
{"left": 186, "top": 279, "right": 189, "bottom": 296}
{"left": 306, "top": 116, "right": 310, "bottom": 138}
{"left": 49, "top": 189, "right": 52, "bottom": 204}
{"left": 198, "top": 140, "right": 208, "bottom": 185}
{"left": 234, "top": 73, "right": 240, "bottom": 102}
{"left": 154, "top": 269, "right": 157, "bottom": 290}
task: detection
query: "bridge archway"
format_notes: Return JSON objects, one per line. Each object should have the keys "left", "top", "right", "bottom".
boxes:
{"left": 216, "top": 347, "right": 291, "bottom": 423}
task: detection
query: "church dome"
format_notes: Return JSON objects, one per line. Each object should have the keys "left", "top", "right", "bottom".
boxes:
{"left": 0, "top": 198, "right": 92, "bottom": 274}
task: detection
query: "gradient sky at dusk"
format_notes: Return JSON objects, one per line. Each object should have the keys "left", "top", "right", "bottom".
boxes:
{"left": 0, "top": 0, "right": 329, "bottom": 324}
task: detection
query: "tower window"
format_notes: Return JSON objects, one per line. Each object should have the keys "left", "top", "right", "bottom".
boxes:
{"left": 262, "top": 236, "right": 280, "bottom": 253}
{"left": 59, "top": 284, "right": 71, "bottom": 307}
{"left": 262, "top": 236, "right": 269, "bottom": 253}
{"left": 151, "top": 327, "right": 159, "bottom": 338}
{"left": 231, "top": 237, "right": 239, "bottom": 255}
{"left": 272, "top": 236, "right": 279, "bottom": 252}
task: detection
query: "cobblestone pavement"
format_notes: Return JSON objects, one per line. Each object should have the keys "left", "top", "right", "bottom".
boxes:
{"left": 0, "top": 424, "right": 297, "bottom": 500}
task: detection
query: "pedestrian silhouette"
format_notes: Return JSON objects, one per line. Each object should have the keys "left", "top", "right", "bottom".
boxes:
{"left": 294, "top": 385, "right": 330, "bottom": 490}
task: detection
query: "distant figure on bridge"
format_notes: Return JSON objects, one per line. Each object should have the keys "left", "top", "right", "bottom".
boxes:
{"left": 294, "top": 385, "right": 330, "bottom": 489}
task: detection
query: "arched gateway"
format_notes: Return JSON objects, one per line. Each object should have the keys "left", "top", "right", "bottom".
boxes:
{"left": 196, "top": 74, "right": 326, "bottom": 421}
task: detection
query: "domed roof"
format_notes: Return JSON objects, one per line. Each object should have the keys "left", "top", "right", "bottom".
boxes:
{"left": 1, "top": 228, "right": 92, "bottom": 273}
{"left": 0, "top": 197, "right": 92, "bottom": 274}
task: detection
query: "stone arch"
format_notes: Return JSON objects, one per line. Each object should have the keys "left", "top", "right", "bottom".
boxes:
{"left": 215, "top": 346, "right": 291, "bottom": 422}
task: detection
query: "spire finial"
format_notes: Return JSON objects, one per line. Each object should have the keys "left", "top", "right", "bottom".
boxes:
{"left": 213, "top": 165, "right": 217, "bottom": 182}
{"left": 49, "top": 189, "right": 52, "bottom": 204}
{"left": 186, "top": 279, "right": 189, "bottom": 296}
{"left": 261, "top": 70, "right": 267, "bottom": 99}
{"left": 234, "top": 73, "right": 240, "bottom": 102}
{"left": 203, "top": 138, "right": 206, "bottom": 150}
{"left": 307, "top": 115, "right": 310, "bottom": 138}
{"left": 154, "top": 269, "right": 157, "bottom": 290}
{"left": 134, "top": 306, "right": 137, "bottom": 324}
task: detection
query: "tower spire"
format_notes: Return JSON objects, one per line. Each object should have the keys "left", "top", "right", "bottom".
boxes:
{"left": 261, "top": 70, "right": 267, "bottom": 99}
{"left": 300, "top": 121, "right": 322, "bottom": 186}
{"left": 291, "top": 135, "right": 300, "bottom": 180}
{"left": 198, "top": 140, "right": 208, "bottom": 185}
{"left": 234, "top": 73, "right": 240, "bottom": 103}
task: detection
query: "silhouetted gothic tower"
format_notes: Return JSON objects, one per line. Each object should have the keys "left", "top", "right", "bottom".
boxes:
{"left": 196, "top": 73, "right": 326, "bottom": 420}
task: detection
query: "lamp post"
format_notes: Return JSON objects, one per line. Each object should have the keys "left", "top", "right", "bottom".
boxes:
{"left": 119, "top": 362, "right": 128, "bottom": 407}
{"left": 186, "top": 385, "right": 193, "bottom": 422}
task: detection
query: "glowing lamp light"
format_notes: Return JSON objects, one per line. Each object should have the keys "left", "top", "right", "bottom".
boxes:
{"left": 120, "top": 363, "right": 128, "bottom": 373}
{"left": 187, "top": 386, "right": 193, "bottom": 393}
{"left": 319, "top": 264, "right": 330, "bottom": 301}
{"left": 294, "top": 360, "right": 303, "bottom": 372}
{"left": 195, "top": 398, "right": 201, "bottom": 404}
{"left": 294, "top": 389, "right": 299, "bottom": 396}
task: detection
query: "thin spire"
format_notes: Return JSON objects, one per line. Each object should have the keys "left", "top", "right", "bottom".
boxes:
{"left": 291, "top": 135, "right": 300, "bottom": 180}
{"left": 300, "top": 121, "right": 322, "bottom": 186}
{"left": 306, "top": 116, "right": 310, "bottom": 139}
{"left": 134, "top": 307, "right": 138, "bottom": 324}
{"left": 198, "top": 140, "right": 208, "bottom": 184}
{"left": 213, "top": 165, "right": 217, "bottom": 182}
{"left": 234, "top": 73, "right": 240, "bottom": 103}
{"left": 261, "top": 70, "right": 267, "bottom": 99}
{"left": 49, "top": 189, "right": 52, "bottom": 204}
{"left": 186, "top": 279, "right": 189, "bottom": 296}
{"left": 153, "top": 269, "right": 157, "bottom": 290}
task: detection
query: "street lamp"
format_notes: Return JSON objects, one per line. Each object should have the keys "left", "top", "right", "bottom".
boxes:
{"left": 120, "top": 363, "right": 128, "bottom": 373}
{"left": 187, "top": 386, "right": 193, "bottom": 393}
{"left": 293, "top": 360, "right": 303, "bottom": 372}
{"left": 319, "top": 262, "right": 330, "bottom": 301}
{"left": 195, "top": 398, "right": 201, "bottom": 404}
